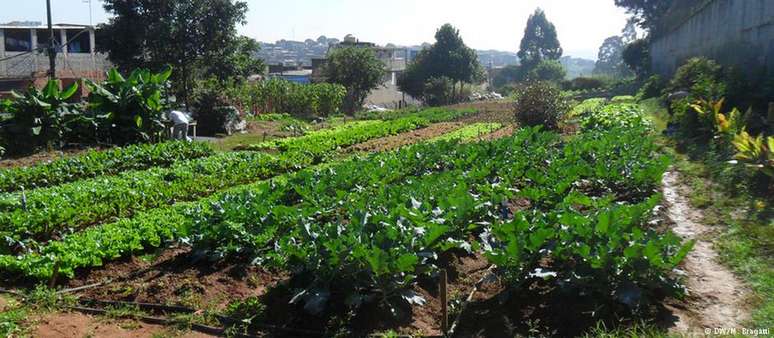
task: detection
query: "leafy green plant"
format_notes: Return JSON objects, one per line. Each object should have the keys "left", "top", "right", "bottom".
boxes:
{"left": 429, "top": 123, "right": 502, "bottom": 142}
{"left": 224, "top": 296, "right": 266, "bottom": 331}
{"left": 0, "top": 140, "right": 213, "bottom": 193}
{"left": 86, "top": 67, "right": 173, "bottom": 144}
{"left": 578, "top": 103, "right": 652, "bottom": 131}
{"left": 731, "top": 130, "right": 774, "bottom": 178}
{"left": 249, "top": 78, "right": 346, "bottom": 117}
{"left": 0, "top": 80, "right": 81, "bottom": 155}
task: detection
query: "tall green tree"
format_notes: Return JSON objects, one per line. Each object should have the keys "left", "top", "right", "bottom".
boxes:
{"left": 623, "top": 38, "right": 651, "bottom": 77}
{"left": 398, "top": 24, "right": 483, "bottom": 105}
{"left": 324, "top": 47, "right": 385, "bottom": 114}
{"left": 206, "top": 36, "right": 265, "bottom": 81}
{"left": 517, "top": 9, "right": 563, "bottom": 69}
{"left": 593, "top": 36, "right": 630, "bottom": 77}
{"left": 98, "top": 0, "right": 249, "bottom": 105}
{"left": 614, "top": 0, "right": 673, "bottom": 33}
{"left": 528, "top": 60, "right": 566, "bottom": 82}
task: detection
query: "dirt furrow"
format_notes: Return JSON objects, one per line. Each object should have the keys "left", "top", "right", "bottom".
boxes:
{"left": 662, "top": 170, "right": 750, "bottom": 334}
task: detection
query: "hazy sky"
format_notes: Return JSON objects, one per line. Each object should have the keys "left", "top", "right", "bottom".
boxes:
{"left": 0, "top": 0, "right": 632, "bottom": 60}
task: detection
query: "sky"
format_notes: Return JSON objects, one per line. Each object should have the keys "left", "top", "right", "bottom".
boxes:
{"left": 0, "top": 0, "right": 632, "bottom": 60}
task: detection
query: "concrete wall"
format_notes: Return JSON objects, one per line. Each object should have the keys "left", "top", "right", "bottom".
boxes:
{"left": 650, "top": 0, "right": 774, "bottom": 76}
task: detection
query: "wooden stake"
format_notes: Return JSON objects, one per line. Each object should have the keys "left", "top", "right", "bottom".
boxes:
{"left": 440, "top": 268, "right": 449, "bottom": 336}
{"left": 48, "top": 260, "right": 60, "bottom": 289}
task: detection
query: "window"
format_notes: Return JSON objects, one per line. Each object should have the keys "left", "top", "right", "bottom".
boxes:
{"left": 66, "top": 29, "right": 90, "bottom": 53}
{"left": 4, "top": 29, "right": 31, "bottom": 52}
{"left": 36, "top": 29, "right": 62, "bottom": 51}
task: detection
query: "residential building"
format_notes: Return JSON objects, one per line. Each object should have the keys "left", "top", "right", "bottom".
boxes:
{"left": 0, "top": 22, "right": 111, "bottom": 96}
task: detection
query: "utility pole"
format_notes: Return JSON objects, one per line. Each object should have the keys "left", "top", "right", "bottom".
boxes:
{"left": 46, "top": 0, "right": 56, "bottom": 79}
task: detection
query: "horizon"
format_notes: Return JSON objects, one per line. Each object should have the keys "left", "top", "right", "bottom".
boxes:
{"left": 0, "top": 0, "right": 632, "bottom": 60}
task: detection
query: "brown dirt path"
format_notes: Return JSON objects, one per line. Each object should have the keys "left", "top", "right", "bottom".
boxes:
{"left": 662, "top": 170, "right": 751, "bottom": 334}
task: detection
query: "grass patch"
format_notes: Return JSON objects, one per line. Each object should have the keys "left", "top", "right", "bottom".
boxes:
{"left": 581, "top": 321, "right": 670, "bottom": 338}
{"left": 639, "top": 97, "right": 669, "bottom": 133}
{"left": 0, "top": 296, "right": 28, "bottom": 337}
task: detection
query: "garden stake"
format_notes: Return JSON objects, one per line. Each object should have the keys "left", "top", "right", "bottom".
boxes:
{"left": 48, "top": 260, "right": 60, "bottom": 288}
{"left": 440, "top": 268, "right": 448, "bottom": 335}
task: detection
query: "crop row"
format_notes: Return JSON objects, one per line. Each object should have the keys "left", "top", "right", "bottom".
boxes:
{"left": 0, "top": 125, "right": 689, "bottom": 315}
{"left": 428, "top": 123, "right": 502, "bottom": 142}
{"left": 0, "top": 127, "right": 504, "bottom": 279}
{"left": 0, "top": 115, "right": 450, "bottom": 251}
{"left": 182, "top": 125, "right": 680, "bottom": 313}
{"left": 0, "top": 141, "right": 213, "bottom": 193}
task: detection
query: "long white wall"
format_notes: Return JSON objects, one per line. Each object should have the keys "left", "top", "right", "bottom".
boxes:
{"left": 650, "top": 0, "right": 774, "bottom": 76}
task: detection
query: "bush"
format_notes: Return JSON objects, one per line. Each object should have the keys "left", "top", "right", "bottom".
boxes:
{"left": 527, "top": 60, "right": 566, "bottom": 82}
{"left": 610, "top": 95, "right": 636, "bottom": 104}
{"left": 513, "top": 81, "right": 570, "bottom": 130}
{"left": 564, "top": 77, "right": 607, "bottom": 91}
{"left": 637, "top": 75, "right": 666, "bottom": 100}
{"left": 1, "top": 80, "right": 84, "bottom": 155}
{"left": 251, "top": 78, "right": 345, "bottom": 117}
{"left": 667, "top": 57, "right": 723, "bottom": 94}
{"left": 191, "top": 79, "right": 245, "bottom": 136}
{"left": 423, "top": 76, "right": 456, "bottom": 106}
{"left": 579, "top": 103, "right": 652, "bottom": 131}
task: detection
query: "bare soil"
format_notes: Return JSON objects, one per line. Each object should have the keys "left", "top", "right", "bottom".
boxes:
{"left": 69, "top": 246, "right": 287, "bottom": 312}
{"left": 661, "top": 171, "right": 751, "bottom": 334}
{"left": 473, "top": 125, "right": 516, "bottom": 142}
{"left": 344, "top": 122, "right": 465, "bottom": 153}
{"left": 33, "top": 312, "right": 213, "bottom": 338}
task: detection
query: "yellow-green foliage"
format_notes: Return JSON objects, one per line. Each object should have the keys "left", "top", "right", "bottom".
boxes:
{"left": 731, "top": 131, "right": 774, "bottom": 178}
{"left": 569, "top": 98, "right": 607, "bottom": 118}
{"left": 430, "top": 123, "right": 503, "bottom": 142}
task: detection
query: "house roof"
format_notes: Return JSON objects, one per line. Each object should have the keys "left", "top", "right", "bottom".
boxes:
{"left": 0, "top": 23, "right": 93, "bottom": 30}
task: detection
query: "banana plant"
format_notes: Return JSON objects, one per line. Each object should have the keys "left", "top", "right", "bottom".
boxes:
{"left": 86, "top": 67, "right": 173, "bottom": 144}
{"left": 0, "top": 80, "right": 79, "bottom": 154}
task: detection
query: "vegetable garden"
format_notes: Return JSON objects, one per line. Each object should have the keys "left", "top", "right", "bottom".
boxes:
{"left": 0, "top": 96, "right": 702, "bottom": 337}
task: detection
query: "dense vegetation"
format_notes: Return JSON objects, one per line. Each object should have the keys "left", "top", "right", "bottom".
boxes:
{"left": 0, "top": 141, "right": 212, "bottom": 193}
{"left": 0, "top": 68, "right": 174, "bottom": 155}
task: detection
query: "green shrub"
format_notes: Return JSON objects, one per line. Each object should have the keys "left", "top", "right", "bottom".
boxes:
{"left": 252, "top": 78, "right": 345, "bottom": 117}
{"left": 611, "top": 95, "right": 636, "bottom": 104}
{"left": 569, "top": 98, "right": 607, "bottom": 118}
{"left": 513, "top": 81, "right": 570, "bottom": 130}
{"left": 564, "top": 77, "right": 607, "bottom": 91}
{"left": 527, "top": 59, "right": 566, "bottom": 82}
{"left": 423, "top": 76, "right": 456, "bottom": 106}
{"left": 0, "top": 80, "right": 82, "bottom": 155}
{"left": 579, "top": 103, "right": 652, "bottom": 131}
{"left": 667, "top": 57, "right": 723, "bottom": 93}
{"left": 191, "top": 78, "right": 245, "bottom": 136}
{"left": 637, "top": 75, "right": 665, "bottom": 100}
